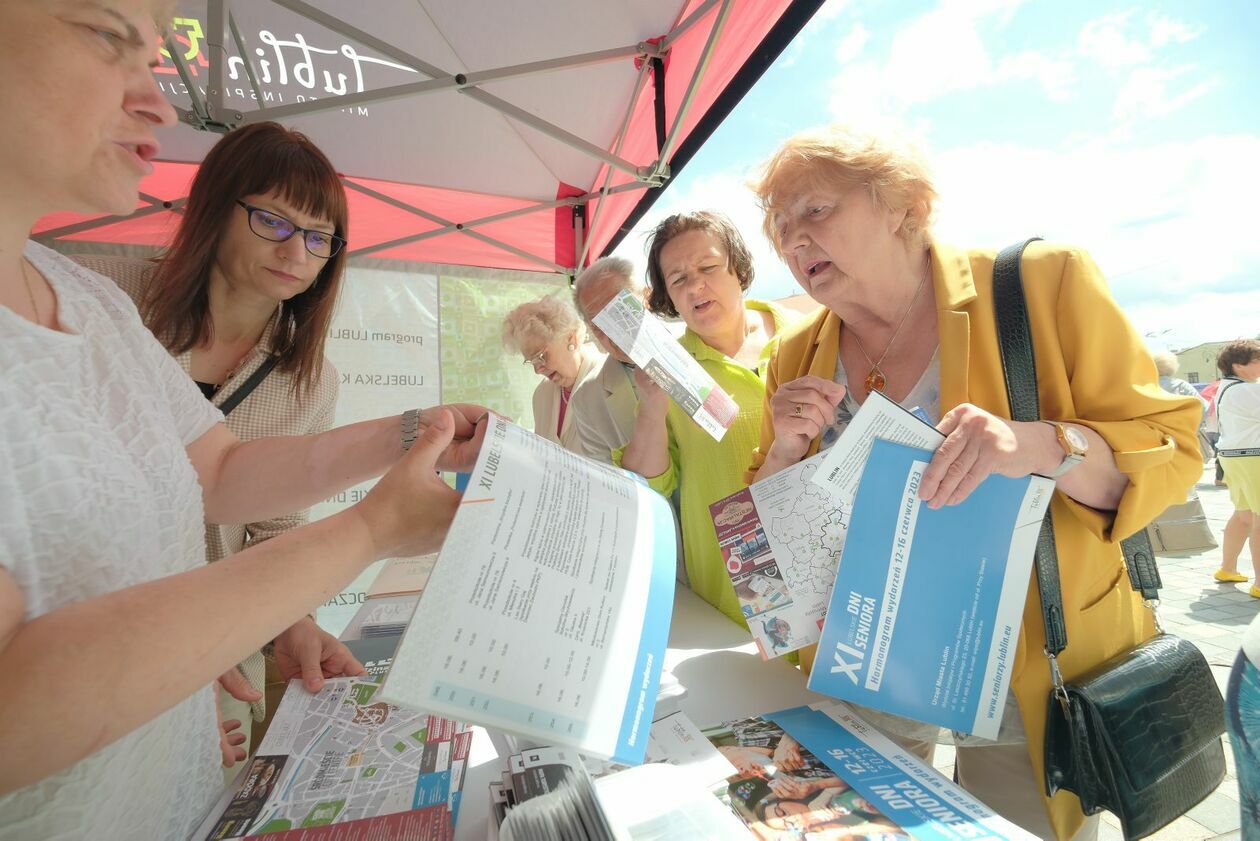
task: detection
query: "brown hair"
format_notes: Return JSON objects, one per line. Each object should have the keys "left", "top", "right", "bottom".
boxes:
{"left": 1217, "top": 339, "right": 1260, "bottom": 377}
{"left": 142, "top": 122, "right": 348, "bottom": 397}
{"left": 645, "top": 211, "right": 754, "bottom": 317}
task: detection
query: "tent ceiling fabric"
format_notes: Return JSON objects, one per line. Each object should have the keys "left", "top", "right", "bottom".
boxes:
{"left": 34, "top": 0, "right": 815, "bottom": 275}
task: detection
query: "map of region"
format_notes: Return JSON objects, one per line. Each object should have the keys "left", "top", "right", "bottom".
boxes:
{"left": 214, "top": 677, "right": 469, "bottom": 838}
{"left": 764, "top": 462, "right": 850, "bottom": 601}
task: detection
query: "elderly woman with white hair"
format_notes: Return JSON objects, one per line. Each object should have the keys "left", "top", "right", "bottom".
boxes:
{"left": 502, "top": 295, "right": 605, "bottom": 450}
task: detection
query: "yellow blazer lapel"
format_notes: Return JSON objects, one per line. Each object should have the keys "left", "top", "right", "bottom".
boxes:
{"left": 931, "top": 243, "right": 977, "bottom": 413}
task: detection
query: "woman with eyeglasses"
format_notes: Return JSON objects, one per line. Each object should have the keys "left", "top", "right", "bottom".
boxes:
{"left": 501, "top": 294, "right": 605, "bottom": 451}
{"left": 0, "top": 2, "right": 489, "bottom": 835}
{"left": 74, "top": 121, "right": 358, "bottom": 762}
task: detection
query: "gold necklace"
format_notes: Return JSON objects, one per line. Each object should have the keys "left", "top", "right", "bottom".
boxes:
{"left": 849, "top": 273, "right": 928, "bottom": 393}
{"left": 18, "top": 259, "right": 42, "bottom": 326}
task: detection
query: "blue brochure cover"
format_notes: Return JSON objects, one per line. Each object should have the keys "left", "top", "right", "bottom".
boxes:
{"left": 761, "top": 703, "right": 1037, "bottom": 840}
{"left": 807, "top": 440, "right": 1054, "bottom": 739}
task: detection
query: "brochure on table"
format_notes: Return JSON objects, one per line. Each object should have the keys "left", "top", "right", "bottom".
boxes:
{"left": 708, "top": 391, "right": 946, "bottom": 659}
{"left": 196, "top": 676, "right": 470, "bottom": 840}
{"left": 592, "top": 288, "right": 738, "bottom": 441}
{"left": 809, "top": 439, "right": 1053, "bottom": 739}
{"left": 713, "top": 701, "right": 1038, "bottom": 841}
{"left": 380, "top": 415, "right": 677, "bottom": 764}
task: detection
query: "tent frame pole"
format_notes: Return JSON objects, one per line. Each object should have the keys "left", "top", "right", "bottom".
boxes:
{"left": 224, "top": 0, "right": 660, "bottom": 182}
{"left": 651, "top": 0, "right": 734, "bottom": 180}
{"left": 578, "top": 56, "right": 655, "bottom": 269}
{"left": 342, "top": 181, "right": 569, "bottom": 273}
{"left": 33, "top": 197, "right": 186, "bottom": 242}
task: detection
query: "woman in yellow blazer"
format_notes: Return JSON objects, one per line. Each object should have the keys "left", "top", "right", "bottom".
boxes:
{"left": 747, "top": 126, "right": 1202, "bottom": 841}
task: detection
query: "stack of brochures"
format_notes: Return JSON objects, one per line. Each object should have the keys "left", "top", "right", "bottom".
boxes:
{"left": 195, "top": 676, "right": 471, "bottom": 840}
{"left": 490, "top": 746, "right": 617, "bottom": 841}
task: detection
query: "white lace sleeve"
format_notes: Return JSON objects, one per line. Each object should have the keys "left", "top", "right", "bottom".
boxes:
{"left": 63, "top": 256, "right": 224, "bottom": 445}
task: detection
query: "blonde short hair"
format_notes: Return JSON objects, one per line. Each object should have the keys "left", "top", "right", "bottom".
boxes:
{"left": 1152, "top": 351, "right": 1179, "bottom": 377}
{"left": 501, "top": 295, "right": 585, "bottom": 353}
{"left": 752, "top": 125, "right": 937, "bottom": 254}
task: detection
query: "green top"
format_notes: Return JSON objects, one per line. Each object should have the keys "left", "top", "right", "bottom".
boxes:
{"left": 617, "top": 300, "right": 787, "bottom": 626}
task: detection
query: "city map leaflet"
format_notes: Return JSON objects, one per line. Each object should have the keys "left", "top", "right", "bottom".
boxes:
{"left": 709, "top": 451, "right": 852, "bottom": 659}
{"left": 197, "top": 676, "right": 471, "bottom": 840}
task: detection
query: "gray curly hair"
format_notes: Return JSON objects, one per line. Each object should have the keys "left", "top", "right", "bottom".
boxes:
{"left": 501, "top": 294, "right": 586, "bottom": 353}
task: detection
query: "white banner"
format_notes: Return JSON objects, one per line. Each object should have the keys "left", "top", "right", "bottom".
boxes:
{"left": 312, "top": 266, "right": 441, "bottom": 635}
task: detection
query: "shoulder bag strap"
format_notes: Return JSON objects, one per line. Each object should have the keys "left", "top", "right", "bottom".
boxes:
{"left": 217, "top": 353, "right": 281, "bottom": 417}
{"left": 992, "top": 240, "right": 1162, "bottom": 663}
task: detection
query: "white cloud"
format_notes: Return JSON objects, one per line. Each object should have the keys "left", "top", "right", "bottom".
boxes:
{"left": 994, "top": 50, "right": 1076, "bottom": 101}
{"left": 811, "top": 0, "right": 853, "bottom": 25}
{"left": 1112, "top": 65, "right": 1218, "bottom": 121}
{"left": 929, "top": 133, "right": 1260, "bottom": 347}
{"left": 1146, "top": 11, "right": 1205, "bottom": 48}
{"left": 834, "top": 23, "right": 869, "bottom": 64}
{"left": 1077, "top": 10, "right": 1150, "bottom": 69}
{"left": 827, "top": 0, "right": 1071, "bottom": 123}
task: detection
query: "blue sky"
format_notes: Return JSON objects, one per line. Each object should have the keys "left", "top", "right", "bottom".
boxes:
{"left": 613, "top": 0, "right": 1260, "bottom": 350}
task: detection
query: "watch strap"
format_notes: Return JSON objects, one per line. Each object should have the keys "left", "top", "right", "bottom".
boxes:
{"left": 401, "top": 408, "right": 423, "bottom": 452}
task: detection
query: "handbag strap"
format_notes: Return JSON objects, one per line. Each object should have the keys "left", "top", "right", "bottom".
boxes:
{"left": 991, "top": 239, "right": 1162, "bottom": 663}
{"left": 217, "top": 353, "right": 281, "bottom": 416}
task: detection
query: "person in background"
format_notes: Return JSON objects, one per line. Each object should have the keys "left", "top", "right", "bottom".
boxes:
{"left": 1226, "top": 612, "right": 1260, "bottom": 837}
{"left": 502, "top": 295, "right": 604, "bottom": 451}
{"left": 569, "top": 256, "right": 644, "bottom": 465}
{"left": 748, "top": 124, "right": 1201, "bottom": 840}
{"left": 1153, "top": 350, "right": 1209, "bottom": 460}
{"left": 618, "top": 211, "right": 788, "bottom": 625}
{"left": 0, "top": 2, "right": 486, "bottom": 835}
{"left": 1214, "top": 339, "right": 1260, "bottom": 589}
{"left": 75, "top": 121, "right": 358, "bottom": 763}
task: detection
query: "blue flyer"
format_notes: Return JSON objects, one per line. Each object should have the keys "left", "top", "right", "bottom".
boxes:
{"left": 807, "top": 440, "right": 1054, "bottom": 739}
{"left": 765, "top": 703, "right": 1037, "bottom": 840}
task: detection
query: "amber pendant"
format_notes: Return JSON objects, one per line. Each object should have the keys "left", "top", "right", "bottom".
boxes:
{"left": 864, "top": 367, "right": 887, "bottom": 393}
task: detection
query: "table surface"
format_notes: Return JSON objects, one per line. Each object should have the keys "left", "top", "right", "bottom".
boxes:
{"left": 454, "top": 586, "right": 825, "bottom": 840}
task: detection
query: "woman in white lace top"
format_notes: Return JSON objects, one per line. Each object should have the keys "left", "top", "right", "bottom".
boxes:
{"left": 0, "top": 2, "right": 486, "bottom": 837}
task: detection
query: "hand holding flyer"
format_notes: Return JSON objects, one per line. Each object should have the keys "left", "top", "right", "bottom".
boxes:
{"left": 591, "top": 289, "right": 738, "bottom": 441}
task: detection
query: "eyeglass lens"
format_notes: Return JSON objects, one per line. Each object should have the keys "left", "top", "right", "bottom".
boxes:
{"left": 247, "top": 207, "right": 342, "bottom": 258}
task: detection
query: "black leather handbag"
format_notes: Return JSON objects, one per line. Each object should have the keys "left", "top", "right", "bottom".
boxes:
{"left": 992, "top": 239, "right": 1226, "bottom": 840}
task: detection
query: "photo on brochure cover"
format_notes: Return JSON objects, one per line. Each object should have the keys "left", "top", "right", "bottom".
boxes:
{"left": 703, "top": 717, "right": 910, "bottom": 841}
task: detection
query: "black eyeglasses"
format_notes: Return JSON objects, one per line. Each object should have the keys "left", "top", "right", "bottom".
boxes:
{"left": 235, "top": 200, "right": 346, "bottom": 258}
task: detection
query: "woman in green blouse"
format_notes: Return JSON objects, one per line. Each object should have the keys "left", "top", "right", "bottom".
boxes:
{"left": 619, "top": 211, "right": 789, "bottom": 625}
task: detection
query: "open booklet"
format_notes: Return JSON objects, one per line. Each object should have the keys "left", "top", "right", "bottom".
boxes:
{"left": 591, "top": 288, "right": 738, "bottom": 441}
{"left": 707, "top": 701, "right": 1037, "bottom": 840}
{"left": 809, "top": 439, "right": 1054, "bottom": 740}
{"left": 708, "top": 391, "right": 945, "bottom": 659}
{"left": 379, "top": 415, "right": 678, "bottom": 764}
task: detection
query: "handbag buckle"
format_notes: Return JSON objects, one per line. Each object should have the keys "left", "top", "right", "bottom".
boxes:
{"left": 1144, "top": 598, "right": 1165, "bottom": 634}
{"left": 1046, "top": 650, "right": 1070, "bottom": 712}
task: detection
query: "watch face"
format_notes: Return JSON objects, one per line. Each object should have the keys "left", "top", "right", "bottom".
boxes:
{"left": 1063, "top": 426, "right": 1089, "bottom": 453}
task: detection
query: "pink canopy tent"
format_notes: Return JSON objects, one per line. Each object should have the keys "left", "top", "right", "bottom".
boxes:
{"left": 35, "top": 0, "right": 821, "bottom": 276}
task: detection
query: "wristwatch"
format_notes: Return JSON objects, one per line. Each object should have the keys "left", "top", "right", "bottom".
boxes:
{"left": 1043, "top": 421, "right": 1088, "bottom": 478}
{"left": 401, "top": 408, "right": 425, "bottom": 452}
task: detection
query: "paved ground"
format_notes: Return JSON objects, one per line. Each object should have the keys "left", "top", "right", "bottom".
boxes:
{"left": 931, "top": 463, "right": 1255, "bottom": 840}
